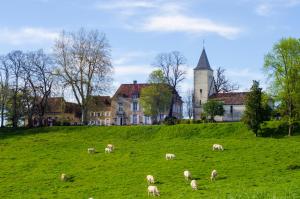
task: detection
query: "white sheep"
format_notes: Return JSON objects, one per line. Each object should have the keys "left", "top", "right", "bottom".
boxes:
{"left": 190, "top": 180, "right": 198, "bottom": 190}
{"left": 212, "top": 144, "right": 224, "bottom": 151}
{"left": 105, "top": 147, "right": 112, "bottom": 153}
{"left": 146, "top": 175, "right": 155, "bottom": 184}
{"left": 60, "top": 173, "right": 68, "bottom": 182}
{"left": 88, "top": 148, "right": 95, "bottom": 154}
{"left": 165, "top": 153, "right": 176, "bottom": 160}
{"left": 148, "top": 185, "right": 160, "bottom": 196}
{"left": 211, "top": 169, "right": 218, "bottom": 181}
{"left": 183, "top": 170, "right": 192, "bottom": 181}
{"left": 107, "top": 144, "right": 114, "bottom": 150}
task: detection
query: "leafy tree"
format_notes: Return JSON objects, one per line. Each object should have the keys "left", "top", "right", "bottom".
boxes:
{"left": 140, "top": 70, "right": 172, "bottom": 124}
{"left": 184, "top": 89, "right": 193, "bottom": 119}
{"left": 264, "top": 37, "right": 300, "bottom": 136}
{"left": 242, "top": 80, "right": 264, "bottom": 137}
{"left": 203, "top": 100, "right": 225, "bottom": 122}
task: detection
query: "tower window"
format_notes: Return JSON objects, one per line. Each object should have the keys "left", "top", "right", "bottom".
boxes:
{"left": 200, "top": 89, "right": 202, "bottom": 94}
{"left": 199, "top": 100, "right": 201, "bottom": 105}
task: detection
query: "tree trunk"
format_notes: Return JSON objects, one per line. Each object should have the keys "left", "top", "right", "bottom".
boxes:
{"left": 81, "top": 107, "right": 88, "bottom": 125}
{"left": 0, "top": 103, "right": 4, "bottom": 127}
{"left": 288, "top": 124, "right": 292, "bottom": 136}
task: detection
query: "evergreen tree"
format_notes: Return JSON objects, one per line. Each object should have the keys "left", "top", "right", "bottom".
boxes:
{"left": 242, "top": 80, "right": 264, "bottom": 137}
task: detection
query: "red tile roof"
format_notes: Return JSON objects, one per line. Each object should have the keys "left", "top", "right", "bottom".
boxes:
{"left": 209, "top": 92, "right": 249, "bottom": 105}
{"left": 113, "top": 83, "right": 149, "bottom": 98}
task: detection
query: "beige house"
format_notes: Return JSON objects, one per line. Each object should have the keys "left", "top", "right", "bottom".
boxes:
{"left": 88, "top": 96, "right": 111, "bottom": 126}
{"left": 193, "top": 48, "right": 248, "bottom": 121}
{"left": 111, "top": 81, "right": 183, "bottom": 125}
{"left": 32, "top": 97, "right": 81, "bottom": 126}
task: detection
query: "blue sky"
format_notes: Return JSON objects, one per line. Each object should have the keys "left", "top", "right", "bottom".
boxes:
{"left": 0, "top": 0, "right": 299, "bottom": 96}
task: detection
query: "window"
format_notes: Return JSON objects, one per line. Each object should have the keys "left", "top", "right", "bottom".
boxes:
{"left": 118, "top": 103, "right": 123, "bottom": 111}
{"left": 97, "top": 112, "right": 100, "bottom": 117}
{"left": 133, "top": 114, "right": 137, "bottom": 124}
{"left": 199, "top": 100, "right": 201, "bottom": 105}
{"left": 133, "top": 102, "right": 138, "bottom": 111}
{"left": 230, "top": 106, "right": 233, "bottom": 114}
{"left": 200, "top": 89, "right": 202, "bottom": 94}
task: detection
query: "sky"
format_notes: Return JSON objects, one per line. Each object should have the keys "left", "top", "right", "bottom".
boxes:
{"left": 0, "top": 0, "right": 300, "bottom": 97}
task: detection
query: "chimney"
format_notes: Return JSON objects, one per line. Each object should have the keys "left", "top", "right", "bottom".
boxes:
{"left": 133, "top": 80, "right": 137, "bottom": 84}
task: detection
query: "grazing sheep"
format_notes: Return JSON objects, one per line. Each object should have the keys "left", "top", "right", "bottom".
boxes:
{"left": 165, "top": 153, "right": 176, "bottom": 160}
{"left": 88, "top": 148, "right": 95, "bottom": 154}
{"left": 212, "top": 144, "right": 224, "bottom": 151}
{"left": 148, "top": 185, "right": 160, "bottom": 196}
{"left": 105, "top": 147, "right": 112, "bottom": 153}
{"left": 211, "top": 169, "right": 218, "bottom": 181}
{"left": 60, "top": 173, "right": 68, "bottom": 182}
{"left": 190, "top": 180, "right": 198, "bottom": 190}
{"left": 146, "top": 175, "right": 155, "bottom": 184}
{"left": 183, "top": 170, "right": 192, "bottom": 181}
{"left": 107, "top": 144, "right": 114, "bottom": 150}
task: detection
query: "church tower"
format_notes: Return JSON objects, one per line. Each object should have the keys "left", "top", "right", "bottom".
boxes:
{"left": 193, "top": 48, "right": 216, "bottom": 120}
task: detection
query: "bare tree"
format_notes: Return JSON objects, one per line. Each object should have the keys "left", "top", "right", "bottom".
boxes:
{"left": 22, "top": 50, "right": 54, "bottom": 127}
{"left": 0, "top": 56, "right": 10, "bottom": 127}
{"left": 214, "top": 67, "right": 239, "bottom": 93}
{"left": 153, "top": 51, "right": 186, "bottom": 118}
{"left": 54, "top": 28, "right": 113, "bottom": 124}
{"left": 184, "top": 89, "right": 193, "bottom": 119}
{"left": 6, "top": 51, "right": 25, "bottom": 127}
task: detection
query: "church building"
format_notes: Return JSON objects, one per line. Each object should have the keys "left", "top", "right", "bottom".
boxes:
{"left": 193, "top": 49, "right": 248, "bottom": 121}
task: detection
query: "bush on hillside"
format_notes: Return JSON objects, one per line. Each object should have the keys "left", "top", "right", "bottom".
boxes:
{"left": 163, "top": 116, "right": 178, "bottom": 125}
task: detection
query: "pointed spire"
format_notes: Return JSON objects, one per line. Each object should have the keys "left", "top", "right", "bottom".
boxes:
{"left": 194, "top": 48, "right": 212, "bottom": 70}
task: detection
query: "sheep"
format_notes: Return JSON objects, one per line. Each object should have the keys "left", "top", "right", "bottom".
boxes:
{"left": 190, "top": 180, "right": 198, "bottom": 190}
{"left": 211, "top": 169, "right": 218, "bottom": 181}
{"left": 146, "top": 175, "right": 155, "bottom": 184}
{"left": 107, "top": 144, "right": 114, "bottom": 150}
{"left": 212, "top": 144, "right": 224, "bottom": 151}
{"left": 183, "top": 170, "right": 192, "bottom": 181}
{"left": 148, "top": 185, "right": 160, "bottom": 196}
{"left": 87, "top": 148, "right": 95, "bottom": 154}
{"left": 60, "top": 173, "right": 68, "bottom": 182}
{"left": 165, "top": 153, "right": 176, "bottom": 160}
{"left": 105, "top": 147, "right": 112, "bottom": 153}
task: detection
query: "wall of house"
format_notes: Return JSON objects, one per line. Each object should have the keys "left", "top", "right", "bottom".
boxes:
{"left": 88, "top": 110, "right": 111, "bottom": 126}
{"left": 214, "top": 105, "right": 245, "bottom": 122}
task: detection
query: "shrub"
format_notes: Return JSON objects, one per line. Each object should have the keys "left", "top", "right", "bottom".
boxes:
{"left": 163, "top": 116, "right": 178, "bottom": 125}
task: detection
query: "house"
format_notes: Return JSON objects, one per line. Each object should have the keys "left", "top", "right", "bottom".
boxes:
{"left": 88, "top": 96, "right": 111, "bottom": 126}
{"left": 111, "top": 80, "right": 183, "bottom": 125}
{"left": 32, "top": 97, "right": 81, "bottom": 126}
{"left": 193, "top": 48, "right": 248, "bottom": 121}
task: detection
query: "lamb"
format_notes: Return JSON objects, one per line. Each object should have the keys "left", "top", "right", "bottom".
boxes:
{"left": 211, "top": 169, "right": 218, "bottom": 181}
{"left": 148, "top": 185, "right": 160, "bottom": 196}
{"left": 146, "top": 175, "right": 155, "bottom": 184}
{"left": 165, "top": 153, "right": 176, "bottom": 160}
{"left": 60, "top": 173, "right": 68, "bottom": 182}
{"left": 105, "top": 147, "right": 112, "bottom": 153}
{"left": 212, "top": 144, "right": 224, "bottom": 151}
{"left": 87, "top": 148, "right": 95, "bottom": 154}
{"left": 183, "top": 170, "right": 192, "bottom": 181}
{"left": 107, "top": 144, "right": 114, "bottom": 150}
{"left": 190, "top": 180, "right": 198, "bottom": 190}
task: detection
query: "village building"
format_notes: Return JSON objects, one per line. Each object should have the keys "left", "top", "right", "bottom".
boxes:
{"left": 32, "top": 97, "right": 81, "bottom": 126}
{"left": 88, "top": 96, "right": 111, "bottom": 126}
{"left": 111, "top": 81, "right": 183, "bottom": 125}
{"left": 193, "top": 48, "right": 248, "bottom": 121}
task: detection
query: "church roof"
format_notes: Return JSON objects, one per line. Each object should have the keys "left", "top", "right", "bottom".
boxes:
{"left": 194, "top": 48, "right": 212, "bottom": 70}
{"left": 209, "top": 92, "right": 249, "bottom": 105}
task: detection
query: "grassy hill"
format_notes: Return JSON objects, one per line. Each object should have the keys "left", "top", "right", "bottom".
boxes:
{"left": 0, "top": 123, "right": 300, "bottom": 198}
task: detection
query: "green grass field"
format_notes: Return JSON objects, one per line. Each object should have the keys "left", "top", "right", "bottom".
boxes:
{"left": 1, "top": 123, "right": 300, "bottom": 199}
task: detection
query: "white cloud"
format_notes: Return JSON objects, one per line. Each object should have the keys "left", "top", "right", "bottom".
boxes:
{"left": 114, "top": 65, "right": 153, "bottom": 76}
{"left": 95, "top": 0, "right": 156, "bottom": 10}
{"left": 137, "top": 14, "right": 241, "bottom": 39}
{"left": 254, "top": 0, "right": 300, "bottom": 16}
{"left": 0, "top": 27, "right": 59, "bottom": 45}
